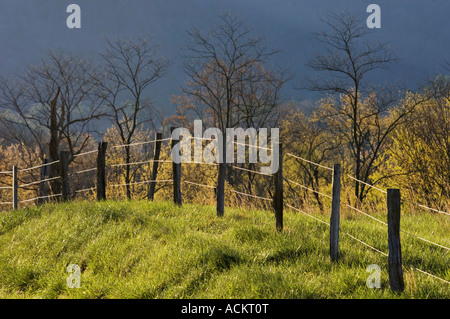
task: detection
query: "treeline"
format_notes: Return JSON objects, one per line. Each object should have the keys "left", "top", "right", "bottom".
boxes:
{"left": 0, "top": 11, "right": 449, "bottom": 211}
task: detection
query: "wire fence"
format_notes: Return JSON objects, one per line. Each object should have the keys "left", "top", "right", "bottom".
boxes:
{"left": 0, "top": 135, "right": 449, "bottom": 291}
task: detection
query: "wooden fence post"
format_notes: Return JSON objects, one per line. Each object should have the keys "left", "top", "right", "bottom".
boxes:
{"left": 12, "top": 165, "right": 18, "bottom": 210}
{"left": 60, "top": 151, "right": 70, "bottom": 201}
{"left": 330, "top": 163, "right": 341, "bottom": 262}
{"left": 387, "top": 188, "right": 404, "bottom": 293}
{"left": 97, "top": 142, "right": 108, "bottom": 201}
{"left": 171, "top": 127, "right": 182, "bottom": 206}
{"left": 38, "top": 158, "right": 50, "bottom": 205}
{"left": 273, "top": 143, "right": 283, "bottom": 232}
{"left": 148, "top": 132, "right": 162, "bottom": 201}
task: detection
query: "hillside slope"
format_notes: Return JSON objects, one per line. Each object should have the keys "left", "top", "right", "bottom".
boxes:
{"left": 0, "top": 200, "right": 448, "bottom": 298}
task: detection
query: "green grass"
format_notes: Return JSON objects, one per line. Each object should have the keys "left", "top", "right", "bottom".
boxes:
{"left": 0, "top": 200, "right": 449, "bottom": 299}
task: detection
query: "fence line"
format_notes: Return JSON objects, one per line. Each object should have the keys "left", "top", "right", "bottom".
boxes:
{"left": 0, "top": 171, "right": 13, "bottom": 175}
{"left": 344, "top": 203, "right": 450, "bottom": 252}
{"left": 0, "top": 186, "right": 13, "bottom": 189}
{"left": 286, "top": 152, "right": 333, "bottom": 171}
{"left": 1, "top": 137, "right": 449, "bottom": 291}
{"left": 285, "top": 178, "right": 332, "bottom": 199}
{"left": 286, "top": 203, "right": 450, "bottom": 285}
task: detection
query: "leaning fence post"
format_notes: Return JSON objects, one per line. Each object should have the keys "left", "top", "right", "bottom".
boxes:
{"left": 12, "top": 165, "right": 18, "bottom": 210}
{"left": 38, "top": 158, "right": 50, "bottom": 205}
{"left": 97, "top": 142, "right": 108, "bottom": 201}
{"left": 148, "top": 132, "right": 162, "bottom": 201}
{"left": 273, "top": 143, "right": 283, "bottom": 232}
{"left": 387, "top": 188, "right": 404, "bottom": 293}
{"left": 330, "top": 163, "right": 341, "bottom": 262}
{"left": 60, "top": 151, "right": 70, "bottom": 201}
{"left": 170, "top": 127, "right": 182, "bottom": 206}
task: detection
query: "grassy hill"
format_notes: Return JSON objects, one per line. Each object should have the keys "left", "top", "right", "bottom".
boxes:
{"left": 0, "top": 200, "right": 449, "bottom": 299}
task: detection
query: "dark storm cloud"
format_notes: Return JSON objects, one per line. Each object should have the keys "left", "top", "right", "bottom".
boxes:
{"left": 0, "top": 0, "right": 448, "bottom": 111}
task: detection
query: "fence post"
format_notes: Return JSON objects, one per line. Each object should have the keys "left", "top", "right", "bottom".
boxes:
{"left": 12, "top": 165, "right": 18, "bottom": 210}
{"left": 273, "top": 143, "right": 283, "bottom": 232}
{"left": 330, "top": 163, "right": 341, "bottom": 262}
{"left": 171, "top": 127, "right": 182, "bottom": 206}
{"left": 38, "top": 158, "right": 50, "bottom": 205}
{"left": 387, "top": 188, "right": 404, "bottom": 293}
{"left": 148, "top": 132, "right": 162, "bottom": 201}
{"left": 60, "top": 151, "right": 70, "bottom": 201}
{"left": 97, "top": 142, "right": 108, "bottom": 201}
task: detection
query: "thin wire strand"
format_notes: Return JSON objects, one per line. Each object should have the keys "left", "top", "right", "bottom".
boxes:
{"left": 76, "top": 167, "right": 97, "bottom": 174}
{"left": 19, "top": 193, "right": 62, "bottom": 203}
{"left": 73, "top": 150, "right": 98, "bottom": 158}
{"left": 286, "top": 153, "right": 333, "bottom": 171}
{"left": 233, "top": 140, "right": 273, "bottom": 152}
{"left": 402, "top": 199, "right": 450, "bottom": 216}
{"left": 19, "top": 176, "right": 61, "bottom": 188}
{"left": 75, "top": 187, "right": 97, "bottom": 193}
{"left": 109, "top": 179, "right": 173, "bottom": 188}
{"left": 344, "top": 203, "right": 388, "bottom": 226}
{"left": 183, "top": 180, "right": 216, "bottom": 189}
{"left": 111, "top": 159, "right": 172, "bottom": 167}
{"left": 346, "top": 174, "right": 387, "bottom": 194}
{"left": 229, "top": 189, "right": 272, "bottom": 201}
{"left": 18, "top": 160, "right": 60, "bottom": 173}
{"left": 111, "top": 138, "right": 172, "bottom": 149}
{"left": 285, "top": 178, "right": 332, "bottom": 199}
{"left": 231, "top": 165, "right": 273, "bottom": 176}
{"left": 341, "top": 230, "right": 389, "bottom": 257}
{"left": 286, "top": 203, "right": 330, "bottom": 226}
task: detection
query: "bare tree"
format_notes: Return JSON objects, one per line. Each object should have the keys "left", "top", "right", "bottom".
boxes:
{"left": 96, "top": 37, "right": 169, "bottom": 199}
{"left": 181, "top": 12, "right": 287, "bottom": 216}
{"left": 303, "top": 11, "right": 421, "bottom": 203}
{"left": 0, "top": 50, "right": 104, "bottom": 194}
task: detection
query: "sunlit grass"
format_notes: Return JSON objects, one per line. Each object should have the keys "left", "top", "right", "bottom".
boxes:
{"left": 0, "top": 200, "right": 448, "bottom": 298}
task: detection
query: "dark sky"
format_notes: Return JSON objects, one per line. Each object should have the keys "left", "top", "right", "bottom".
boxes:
{"left": 0, "top": 0, "right": 449, "bottom": 114}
